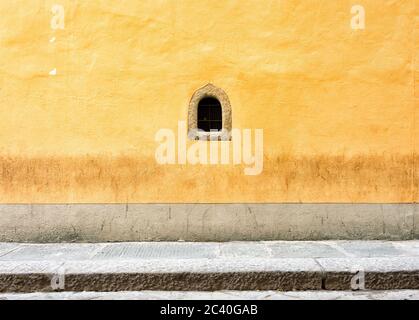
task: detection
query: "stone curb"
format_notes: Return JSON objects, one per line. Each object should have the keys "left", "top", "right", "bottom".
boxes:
{"left": 0, "top": 259, "right": 418, "bottom": 292}
{"left": 0, "top": 241, "right": 418, "bottom": 292}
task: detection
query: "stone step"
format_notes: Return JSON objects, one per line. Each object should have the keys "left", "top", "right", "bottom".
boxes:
{"left": 0, "top": 241, "right": 418, "bottom": 292}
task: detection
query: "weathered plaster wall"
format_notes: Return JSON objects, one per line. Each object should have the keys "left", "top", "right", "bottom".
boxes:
{"left": 0, "top": 0, "right": 417, "bottom": 203}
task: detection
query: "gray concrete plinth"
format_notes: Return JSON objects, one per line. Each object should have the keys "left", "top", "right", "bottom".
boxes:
{"left": 0, "top": 204, "right": 416, "bottom": 242}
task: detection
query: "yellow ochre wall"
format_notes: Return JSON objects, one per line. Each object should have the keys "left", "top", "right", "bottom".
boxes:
{"left": 0, "top": 0, "right": 417, "bottom": 203}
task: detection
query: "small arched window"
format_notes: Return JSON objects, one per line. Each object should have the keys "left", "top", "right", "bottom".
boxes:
{"left": 188, "top": 84, "right": 232, "bottom": 141}
{"left": 198, "top": 97, "right": 222, "bottom": 132}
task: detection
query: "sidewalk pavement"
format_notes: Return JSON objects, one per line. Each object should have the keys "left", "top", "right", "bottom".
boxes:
{"left": 0, "top": 241, "right": 418, "bottom": 292}
{"left": 1, "top": 290, "right": 419, "bottom": 300}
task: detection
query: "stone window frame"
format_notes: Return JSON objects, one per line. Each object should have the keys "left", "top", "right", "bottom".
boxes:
{"left": 188, "top": 83, "right": 232, "bottom": 141}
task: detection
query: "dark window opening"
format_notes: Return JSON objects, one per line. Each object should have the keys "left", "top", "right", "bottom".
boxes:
{"left": 197, "top": 97, "right": 222, "bottom": 132}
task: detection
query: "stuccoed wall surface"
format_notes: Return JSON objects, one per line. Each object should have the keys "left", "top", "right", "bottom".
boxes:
{"left": 0, "top": 0, "right": 417, "bottom": 204}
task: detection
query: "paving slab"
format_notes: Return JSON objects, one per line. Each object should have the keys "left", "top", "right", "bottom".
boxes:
{"left": 266, "top": 241, "right": 345, "bottom": 258}
{"left": 335, "top": 241, "right": 406, "bottom": 257}
{"left": 393, "top": 241, "right": 419, "bottom": 256}
{"left": 219, "top": 242, "right": 269, "bottom": 258}
{"left": 0, "top": 244, "right": 100, "bottom": 261}
{"left": 93, "top": 243, "right": 218, "bottom": 260}
{"left": 0, "top": 244, "right": 20, "bottom": 258}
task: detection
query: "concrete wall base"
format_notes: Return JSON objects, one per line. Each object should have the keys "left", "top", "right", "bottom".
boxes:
{"left": 0, "top": 204, "right": 417, "bottom": 242}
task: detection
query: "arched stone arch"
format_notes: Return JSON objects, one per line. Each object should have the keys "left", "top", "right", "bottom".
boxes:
{"left": 188, "top": 83, "right": 232, "bottom": 141}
